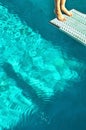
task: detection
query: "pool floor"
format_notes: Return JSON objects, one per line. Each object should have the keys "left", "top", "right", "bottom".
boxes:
{"left": 0, "top": 1, "right": 86, "bottom": 130}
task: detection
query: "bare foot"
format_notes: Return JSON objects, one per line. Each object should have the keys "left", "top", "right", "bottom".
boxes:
{"left": 54, "top": 9, "right": 66, "bottom": 22}
{"left": 61, "top": 6, "right": 72, "bottom": 16}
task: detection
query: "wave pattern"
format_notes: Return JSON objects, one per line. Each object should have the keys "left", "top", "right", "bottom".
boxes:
{"left": 0, "top": 2, "right": 85, "bottom": 130}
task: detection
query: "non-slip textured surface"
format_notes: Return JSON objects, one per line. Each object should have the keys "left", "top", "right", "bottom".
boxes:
{"left": 50, "top": 9, "right": 86, "bottom": 45}
{"left": 0, "top": 1, "right": 86, "bottom": 130}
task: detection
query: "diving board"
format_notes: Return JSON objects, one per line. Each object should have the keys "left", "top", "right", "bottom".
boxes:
{"left": 50, "top": 9, "right": 86, "bottom": 45}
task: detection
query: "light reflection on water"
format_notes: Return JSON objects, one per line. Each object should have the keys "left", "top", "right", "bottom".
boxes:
{"left": 0, "top": 0, "right": 86, "bottom": 130}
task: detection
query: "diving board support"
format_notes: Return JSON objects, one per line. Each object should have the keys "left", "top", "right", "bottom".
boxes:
{"left": 50, "top": 9, "right": 86, "bottom": 45}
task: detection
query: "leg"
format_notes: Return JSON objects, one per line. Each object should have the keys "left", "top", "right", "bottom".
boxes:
{"left": 60, "top": 0, "right": 72, "bottom": 16}
{"left": 54, "top": 0, "right": 66, "bottom": 21}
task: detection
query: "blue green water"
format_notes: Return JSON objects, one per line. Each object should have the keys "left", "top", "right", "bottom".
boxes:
{"left": 0, "top": 0, "right": 86, "bottom": 130}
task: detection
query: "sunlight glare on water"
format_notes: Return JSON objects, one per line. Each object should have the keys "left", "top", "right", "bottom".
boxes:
{"left": 0, "top": 0, "right": 86, "bottom": 130}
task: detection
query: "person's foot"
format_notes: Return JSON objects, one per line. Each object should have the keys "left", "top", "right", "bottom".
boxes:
{"left": 61, "top": 6, "right": 72, "bottom": 16}
{"left": 54, "top": 9, "right": 66, "bottom": 22}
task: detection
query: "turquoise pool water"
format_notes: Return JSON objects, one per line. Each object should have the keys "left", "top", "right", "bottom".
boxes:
{"left": 0, "top": 0, "right": 86, "bottom": 130}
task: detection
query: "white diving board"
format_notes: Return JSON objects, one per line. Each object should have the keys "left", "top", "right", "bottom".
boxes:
{"left": 50, "top": 9, "right": 86, "bottom": 45}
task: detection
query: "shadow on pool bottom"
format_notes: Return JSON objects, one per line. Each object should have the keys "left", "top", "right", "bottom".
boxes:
{"left": 12, "top": 110, "right": 86, "bottom": 130}
{"left": 12, "top": 84, "right": 86, "bottom": 130}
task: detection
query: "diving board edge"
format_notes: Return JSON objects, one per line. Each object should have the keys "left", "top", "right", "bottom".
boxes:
{"left": 50, "top": 20, "right": 86, "bottom": 46}
{"left": 50, "top": 9, "right": 86, "bottom": 46}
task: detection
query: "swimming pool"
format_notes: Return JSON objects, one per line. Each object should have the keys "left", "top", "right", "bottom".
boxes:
{"left": 0, "top": 0, "right": 86, "bottom": 130}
